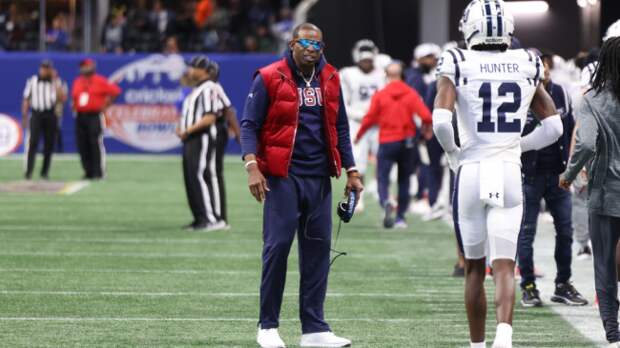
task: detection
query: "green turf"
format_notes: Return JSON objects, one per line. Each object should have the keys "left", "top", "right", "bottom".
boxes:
{"left": 0, "top": 155, "right": 594, "bottom": 347}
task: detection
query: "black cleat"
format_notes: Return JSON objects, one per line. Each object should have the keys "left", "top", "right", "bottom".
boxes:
{"left": 551, "top": 282, "right": 588, "bottom": 306}
{"left": 452, "top": 264, "right": 465, "bottom": 277}
{"left": 576, "top": 245, "right": 592, "bottom": 260}
{"left": 182, "top": 221, "right": 197, "bottom": 230}
{"left": 521, "top": 282, "right": 543, "bottom": 308}
{"left": 383, "top": 202, "right": 395, "bottom": 229}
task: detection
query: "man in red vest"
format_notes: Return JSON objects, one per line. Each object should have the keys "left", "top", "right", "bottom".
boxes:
{"left": 71, "top": 58, "right": 121, "bottom": 179}
{"left": 240, "top": 23, "right": 362, "bottom": 348}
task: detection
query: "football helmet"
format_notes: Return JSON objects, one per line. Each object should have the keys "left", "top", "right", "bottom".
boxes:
{"left": 352, "top": 39, "right": 379, "bottom": 63}
{"left": 459, "top": 0, "right": 515, "bottom": 49}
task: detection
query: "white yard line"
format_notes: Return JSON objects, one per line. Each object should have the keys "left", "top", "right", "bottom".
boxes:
{"left": 0, "top": 317, "right": 440, "bottom": 323}
{"left": 0, "top": 290, "right": 462, "bottom": 298}
{"left": 533, "top": 220, "right": 605, "bottom": 347}
{"left": 0, "top": 250, "right": 406, "bottom": 260}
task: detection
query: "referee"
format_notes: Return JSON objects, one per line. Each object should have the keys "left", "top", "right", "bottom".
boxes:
{"left": 22, "top": 59, "right": 65, "bottom": 180}
{"left": 207, "top": 60, "right": 240, "bottom": 224}
{"left": 177, "top": 56, "right": 230, "bottom": 231}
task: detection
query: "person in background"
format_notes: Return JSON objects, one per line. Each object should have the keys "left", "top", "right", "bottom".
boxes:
{"left": 208, "top": 60, "right": 239, "bottom": 225}
{"left": 560, "top": 36, "right": 620, "bottom": 347}
{"left": 518, "top": 51, "right": 587, "bottom": 308}
{"left": 22, "top": 59, "right": 66, "bottom": 180}
{"left": 340, "top": 39, "right": 385, "bottom": 212}
{"left": 46, "top": 13, "right": 70, "bottom": 51}
{"left": 355, "top": 61, "right": 431, "bottom": 229}
{"left": 101, "top": 8, "right": 126, "bottom": 53}
{"left": 405, "top": 43, "right": 441, "bottom": 99}
{"left": 177, "top": 56, "right": 229, "bottom": 231}
{"left": 405, "top": 43, "right": 441, "bottom": 214}
{"left": 71, "top": 58, "right": 121, "bottom": 180}
{"left": 52, "top": 68, "right": 68, "bottom": 153}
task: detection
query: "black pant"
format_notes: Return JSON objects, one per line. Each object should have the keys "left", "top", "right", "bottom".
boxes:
{"left": 518, "top": 173, "right": 573, "bottom": 288}
{"left": 215, "top": 121, "right": 228, "bottom": 222}
{"left": 25, "top": 111, "right": 57, "bottom": 178}
{"left": 76, "top": 113, "right": 105, "bottom": 179}
{"left": 182, "top": 130, "right": 222, "bottom": 224}
{"left": 590, "top": 212, "right": 620, "bottom": 343}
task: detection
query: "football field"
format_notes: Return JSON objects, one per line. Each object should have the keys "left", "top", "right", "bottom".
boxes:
{"left": 0, "top": 155, "right": 595, "bottom": 347}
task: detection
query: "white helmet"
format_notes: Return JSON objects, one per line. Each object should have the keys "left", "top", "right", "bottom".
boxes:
{"left": 604, "top": 19, "right": 620, "bottom": 41}
{"left": 459, "top": 0, "right": 515, "bottom": 49}
{"left": 352, "top": 39, "right": 379, "bottom": 64}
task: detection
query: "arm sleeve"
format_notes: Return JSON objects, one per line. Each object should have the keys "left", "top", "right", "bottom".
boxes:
{"left": 240, "top": 75, "right": 269, "bottom": 159}
{"left": 562, "top": 99, "right": 598, "bottom": 182}
{"left": 520, "top": 114, "right": 563, "bottom": 152}
{"left": 411, "top": 90, "right": 432, "bottom": 125}
{"left": 432, "top": 108, "right": 458, "bottom": 153}
{"left": 436, "top": 51, "right": 456, "bottom": 85}
{"left": 200, "top": 86, "right": 213, "bottom": 114}
{"left": 355, "top": 93, "right": 380, "bottom": 142}
{"left": 216, "top": 83, "right": 232, "bottom": 108}
{"left": 107, "top": 80, "right": 122, "bottom": 97}
{"left": 23, "top": 77, "right": 32, "bottom": 99}
{"left": 424, "top": 81, "right": 437, "bottom": 111}
{"left": 336, "top": 89, "right": 356, "bottom": 169}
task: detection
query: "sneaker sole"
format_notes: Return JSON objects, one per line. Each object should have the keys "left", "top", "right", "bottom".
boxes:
{"left": 520, "top": 299, "right": 543, "bottom": 308}
{"left": 550, "top": 295, "right": 588, "bottom": 306}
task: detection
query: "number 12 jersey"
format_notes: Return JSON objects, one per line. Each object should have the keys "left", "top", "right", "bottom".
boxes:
{"left": 437, "top": 48, "right": 542, "bottom": 165}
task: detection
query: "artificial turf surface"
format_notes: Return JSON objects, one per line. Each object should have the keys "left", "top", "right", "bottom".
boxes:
{"left": 0, "top": 155, "right": 595, "bottom": 347}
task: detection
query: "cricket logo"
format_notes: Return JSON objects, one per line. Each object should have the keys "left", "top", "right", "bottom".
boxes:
{"left": 105, "top": 54, "right": 186, "bottom": 152}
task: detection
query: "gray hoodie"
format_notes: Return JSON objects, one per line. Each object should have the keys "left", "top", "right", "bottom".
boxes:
{"left": 561, "top": 88, "right": 620, "bottom": 218}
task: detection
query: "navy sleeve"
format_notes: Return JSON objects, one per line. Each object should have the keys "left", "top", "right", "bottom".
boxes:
{"left": 424, "top": 81, "right": 437, "bottom": 111}
{"left": 336, "top": 89, "right": 356, "bottom": 169}
{"left": 240, "top": 75, "right": 269, "bottom": 159}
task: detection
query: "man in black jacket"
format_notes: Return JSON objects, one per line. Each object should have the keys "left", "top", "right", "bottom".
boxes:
{"left": 517, "top": 52, "right": 587, "bottom": 308}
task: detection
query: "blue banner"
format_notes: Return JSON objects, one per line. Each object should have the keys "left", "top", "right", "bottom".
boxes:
{"left": 0, "top": 52, "right": 279, "bottom": 154}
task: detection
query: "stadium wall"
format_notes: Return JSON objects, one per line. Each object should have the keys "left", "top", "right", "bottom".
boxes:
{"left": 0, "top": 52, "right": 279, "bottom": 155}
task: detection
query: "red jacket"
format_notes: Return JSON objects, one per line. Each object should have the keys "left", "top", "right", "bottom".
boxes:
{"left": 71, "top": 74, "right": 121, "bottom": 113}
{"left": 356, "top": 80, "right": 431, "bottom": 144}
{"left": 256, "top": 58, "right": 343, "bottom": 178}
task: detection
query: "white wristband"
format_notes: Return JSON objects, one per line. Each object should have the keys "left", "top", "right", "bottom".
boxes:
{"left": 346, "top": 166, "right": 358, "bottom": 173}
{"left": 244, "top": 160, "right": 257, "bottom": 169}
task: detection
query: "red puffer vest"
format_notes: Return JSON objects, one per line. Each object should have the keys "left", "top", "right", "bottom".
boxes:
{"left": 256, "top": 58, "right": 342, "bottom": 178}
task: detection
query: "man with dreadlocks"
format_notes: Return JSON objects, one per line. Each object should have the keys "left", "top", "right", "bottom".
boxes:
{"left": 560, "top": 36, "right": 620, "bottom": 347}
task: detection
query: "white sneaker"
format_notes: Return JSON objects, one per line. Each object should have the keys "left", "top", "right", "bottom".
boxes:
{"left": 394, "top": 220, "right": 408, "bottom": 229}
{"left": 300, "top": 331, "right": 351, "bottom": 347}
{"left": 194, "top": 220, "right": 229, "bottom": 232}
{"left": 491, "top": 323, "right": 512, "bottom": 348}
{"left": 609, "top": 343, "right": 620, "bottom": 348}
{"left": 257, "top": 328, "right": 286, "bottom": 348}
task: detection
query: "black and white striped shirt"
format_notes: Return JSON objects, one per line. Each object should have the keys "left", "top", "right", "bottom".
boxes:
{"left": 180, "top": 80, "right": 231, "bottom": 133}
{"left": 23, "top": 75, "right": 60, "bottom": 112}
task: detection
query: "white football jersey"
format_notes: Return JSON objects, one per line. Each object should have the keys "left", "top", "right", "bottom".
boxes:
{"left": 437, "top": 48, "right": 542, "bottom": 165}
{"left": 340, "top": 66, "right": 386, "bottom": 121}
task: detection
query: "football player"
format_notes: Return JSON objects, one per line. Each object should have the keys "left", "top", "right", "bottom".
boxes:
{"left": 340, "top": 39, "right": 386, "bottom": 211}
{"left": 432, "top": 1, "right": 563, "bottom": 347}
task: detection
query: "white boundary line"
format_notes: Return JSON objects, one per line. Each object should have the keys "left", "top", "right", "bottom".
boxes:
{"left": 0, "top": 317, "right": 438, "bottom": 323}
{"left": 533, "top": 220, "right": 605, "bottom": 347}
{"left": 0, "top": 290, "right": 461, "bottom": 298}
{"left": 0, "top": 251, "right": 404, "bottom": 260}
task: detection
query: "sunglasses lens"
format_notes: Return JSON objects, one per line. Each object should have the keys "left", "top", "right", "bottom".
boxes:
{"left": 298, "top": 39, "right": 322, "bottom": 50}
